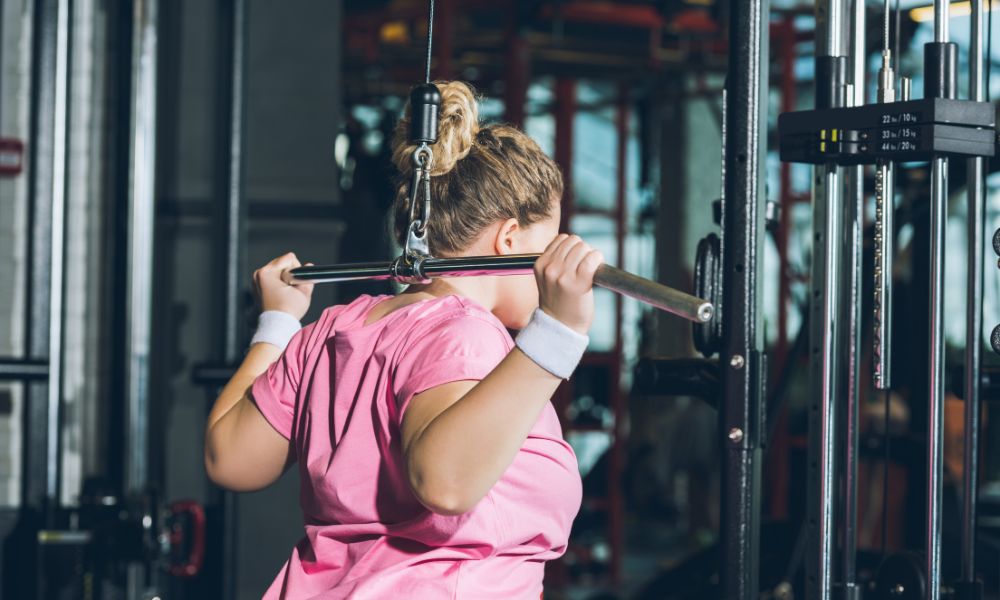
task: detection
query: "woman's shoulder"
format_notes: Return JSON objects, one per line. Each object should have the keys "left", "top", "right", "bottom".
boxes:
{"left": 299, "top": 294, "right": 388, "bottom": 341}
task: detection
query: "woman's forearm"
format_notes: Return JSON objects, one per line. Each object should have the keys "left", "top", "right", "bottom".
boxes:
{"left": 406, "top": 349, "right": 563, "bottom": 514}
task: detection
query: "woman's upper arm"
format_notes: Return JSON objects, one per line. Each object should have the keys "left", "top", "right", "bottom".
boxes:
{"left": 400, "top": 380, "right": 478, "bottom": 457}
{"left": 206, "top": 393, "right": 293, "bottom": 492}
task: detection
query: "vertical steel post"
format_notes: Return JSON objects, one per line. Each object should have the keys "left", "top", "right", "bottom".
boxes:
{"left": 124, "top": 0, "right": 159, "bottom": 596}
{"left": 44, "top": 0, "right": 68, "bottom": 520}
{"left": 220, "top": 0, "right": 247, "bottom": 598}
{"left": 124, "top": 0, "right": 158, "bottom": 495}
{"left": 960, "top": 0, "right": 985, "bottom": 593}
{"left": 926, "top": 3, "right": 952, "bottom": 598}
{"left": 808, "top": 1, "right": 846, "bottom": 598}
{"left": 719, "top": 0, "right": 768, "bottom": 597}
{"left": 25, "top": 0, "right": 70, "bottom": 524}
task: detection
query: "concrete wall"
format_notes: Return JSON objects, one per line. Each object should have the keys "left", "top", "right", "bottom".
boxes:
{"left": 0, "top": 0, "right": 34, "bottom": 508}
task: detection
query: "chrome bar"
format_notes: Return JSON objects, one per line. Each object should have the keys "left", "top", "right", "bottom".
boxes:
{"left": 875, "top": 35, "right": 896, "bottom": 391}
{"left": 928, "top": 157, "right": 948, "bottom": 600}
{"left": 928, "top": 3, "right": 950, "bottom": 598}
{"left": 962, "top": 0, "right": 985, "bottom": 585}
{"left": 874, "top": 161, "right": 894, "bottom": 391}
{"left": 124, "top": 0, "right": 159, "bottom": 596}
{"left": 287, "top": 254, "right": 714, "bottom": 323}
{"left": 936, "top": 0, "right": 949, "bottom": 42}
{"left": 842, "top": 0, "right": 865, "bottom": 590}
{"left": 46, "top": 0, "right": 70, "bottom": 512}
{"left": 812, "top": 163, "right": 842, "bottom": 600}
{"left": 809, "top": 2, "right": 847, "bottom": 597}
{"left": 125, "top": 0, "right": 158, "bottom": 494}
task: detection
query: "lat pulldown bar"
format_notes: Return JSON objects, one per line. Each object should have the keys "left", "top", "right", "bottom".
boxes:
{"left": 285, "top": 255, "right": 715, "bottom": 324}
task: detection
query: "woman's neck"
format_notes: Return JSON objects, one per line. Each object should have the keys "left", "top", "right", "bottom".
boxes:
{"left": 406, "top": 276, "right": 497, "bottom": 312}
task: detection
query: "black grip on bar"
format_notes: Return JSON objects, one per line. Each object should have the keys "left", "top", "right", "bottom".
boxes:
{"left": 409, "top": 83, "right": 442, "bottom": 144}
{"left": 924, "top": 42, "right": 958, "bottom": 100}
{"left": 815, "top": 55, "right": 848, "bottom": 110}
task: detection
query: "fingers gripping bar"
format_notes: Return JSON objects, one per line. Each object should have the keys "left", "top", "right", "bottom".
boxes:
{"left": 282, "top": 254, "right": 715, "bottom": 324}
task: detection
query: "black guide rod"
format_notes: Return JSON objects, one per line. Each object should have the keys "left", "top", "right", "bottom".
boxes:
{"left": 926, "top": 2, "right": 955, "bottom": 599}
{"left": 218, "top": 1, "right": 248, "bottom": 599}
{"left": 717, "top": 0, "right": 768, "bottom": 597}
{"left": 808, "top": 1, "right": 848, "bottom": 598}
{"left": 960, "top": 0, "right": 986, "bottom": 594}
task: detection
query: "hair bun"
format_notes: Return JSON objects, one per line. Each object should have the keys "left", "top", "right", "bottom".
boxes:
{"left": 392, "top": 81, "right": 480, "bottom": 176}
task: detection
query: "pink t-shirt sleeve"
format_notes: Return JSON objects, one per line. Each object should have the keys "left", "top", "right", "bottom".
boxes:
{"left": 250, "top": 327, "right": 309, "bottom": 440}
{"left": 394, "top": 312, "right": 512, "bottom": 418}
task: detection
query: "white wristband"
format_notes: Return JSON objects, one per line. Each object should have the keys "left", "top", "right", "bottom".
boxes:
{"left": 515, "top": 308, "right": 589, "bottom": 380}
{"left": 250, "top": 311, "right": 302, "bottom": 351}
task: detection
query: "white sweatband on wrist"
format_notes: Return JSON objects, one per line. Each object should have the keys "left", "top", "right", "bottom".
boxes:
{"left": 250, "top": 311, "right": 302, "bottom": 351}
{"left": 515, "top": 308, "right": 589, "bottom": 380}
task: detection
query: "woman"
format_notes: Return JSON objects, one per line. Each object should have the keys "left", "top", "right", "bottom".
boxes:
{"left": 204, "top": 81, "right": 600, "bottom": 598}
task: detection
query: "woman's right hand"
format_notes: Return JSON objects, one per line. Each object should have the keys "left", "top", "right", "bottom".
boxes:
{"left": 252, "top": 252, "right": 314, "bottom": 320}
{"left": 534, "top": 234, "right": 604, "bottom": 335}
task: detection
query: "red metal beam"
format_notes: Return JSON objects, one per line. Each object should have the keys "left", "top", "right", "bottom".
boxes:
{"left": 433, "top": 0, "right": 456, "bottom": 79}
{"left": 541, "top": 2, "right": 665, "bottom": 29}
{"left": 554, "top": 78, "right": 576, "bottom": 232}
{"left": 766, "top": 14, "right": 799, "bottom": 523}
{"left": 608, "top": 81, "right": 629, "bottom": 585}
{"left": 503, "top": 0, "right": 529, "bottom": 127}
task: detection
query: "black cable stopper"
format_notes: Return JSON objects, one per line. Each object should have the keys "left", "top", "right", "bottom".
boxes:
{"left": 992, "top": 228, "right": 1000, "bottom": 257}
{"left": 409, "top": 83, "right": 442, "bottom": 146}
{"left": 991, "top": 324, "right": 1000, "bottom": 356}
{"left": 923, "top": 42, "right": 958, "bottom": 100}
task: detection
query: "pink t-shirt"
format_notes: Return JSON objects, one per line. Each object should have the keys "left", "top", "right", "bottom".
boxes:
{"left": 251, "top": 294, "right": 582, "bottom": 599}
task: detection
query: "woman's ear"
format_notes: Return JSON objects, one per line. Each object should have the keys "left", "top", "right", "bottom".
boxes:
{"left": 493, "top": 218, "right": 520, "bottom": 255}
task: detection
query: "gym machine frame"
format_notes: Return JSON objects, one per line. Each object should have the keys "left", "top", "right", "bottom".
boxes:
{"left": 778, "top": 1, "right": 996, "bottom": 599}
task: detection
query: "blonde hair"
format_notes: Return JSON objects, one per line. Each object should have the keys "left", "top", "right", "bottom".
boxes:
{"left": 391, "top": 81, "right": 563, "bottom": 255}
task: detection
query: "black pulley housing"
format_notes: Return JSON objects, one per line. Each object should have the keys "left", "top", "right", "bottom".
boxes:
{"left": 693, "top": 233, "right": 722, "bottom": 357}
{"left": 409, "top": 83, "right": 442, "bottom": 145}
{"left": 874, "top": 552, "right": 927, "bottom": 600}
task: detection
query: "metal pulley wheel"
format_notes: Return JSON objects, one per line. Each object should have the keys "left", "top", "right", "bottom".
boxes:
{"left": 873, "top": 552, "right": 926, "bottom": 600}
{"left": 693, "top": 233, "right": 722, "bottom": 357}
